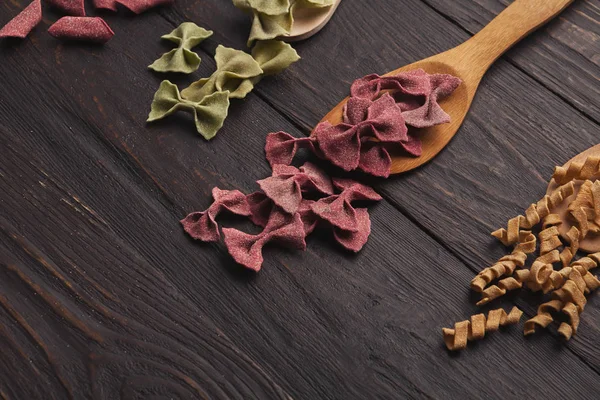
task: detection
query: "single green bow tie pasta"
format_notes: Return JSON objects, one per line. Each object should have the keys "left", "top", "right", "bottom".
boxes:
{"left": 181, "top": 45, "right": 264, "bottom": 101}
{"left": 232, "top": 0, "right": 290, "bottom": 16}
{"left": 149, "top": 22, "right": 213, "bottom": 74}
{"left": 233, "top": 0, "right": 335, "bottom": 46}
{"left": 148, "top": 80, "right": 230, "bottom": 140}
{"left": 233, "top": 0, "right": 293, "bottom": 45}
{"left": 247, "top": 10, "right": 293, "bottom": 47}
{"left": 181, "top": 42, "right": 299, "bottom": 102}
{"left": 251, "top": 40, "right": 300, "bottom": 77}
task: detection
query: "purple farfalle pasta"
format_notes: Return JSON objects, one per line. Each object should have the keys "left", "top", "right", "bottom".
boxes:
{"left": 257, "top": 162, "right": 333, "bottom": 214}
{"left": 180, "top": 188, "right": 251, "bottom": 242}
{"left": 332, "top": 208, "right": 371, "bottom": 252}
{"left": 350, "top": 69, "right": 462, "bottom": 128}
{"left": 312, "top": 193, "right": 360, "bottom": 231}
{"left": 181, "top": 164, "right": 381, "bottom": 270}
{"left": 312, "top": 121, "right": 358, "bottom": 170}
{"left": 315, "top": 94, "right": 409, "bottom": 172}
{"left": 332, "top": 178, "right": 383, "bottom": 196}
{"left": 265, "top": 131, "right": 320, "bottom": 168}
{"left": 358, "top": 142, "right": 393, "bottom": 178}
{"left": 298, "top": 199, "right": 319, "bottom": 236}
{"left": 0, "top": 0, "right": 42, "bottom": 39}
{"left": 342, "top": 95, "right": 408, "bottom": 142}
{"left": 48, "top": 17, "right": 115, "bottom": 44}
{"left": 246, "top": 191, "right": 272, "bottom": 228}
{"left": 311, "top": 178, "right": 381, "bottom": 232}
{"left": 402, "top": 72, "right": 462, "bottom": 128}
{"left": 297, "top": 162, "right": 334, "bottom": 195}
{"left": 262, "top": 69, "right": 459, "bottom": 178}
{"left": 350, "top": 69, "right": 430, "bottom": 101}
{"left": 223, "top": 209, "right": 307, "bottom": 271}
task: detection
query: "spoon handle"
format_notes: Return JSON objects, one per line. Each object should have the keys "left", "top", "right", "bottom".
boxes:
{"left": 458, "top": 0, "right": 574, "bottom": 78}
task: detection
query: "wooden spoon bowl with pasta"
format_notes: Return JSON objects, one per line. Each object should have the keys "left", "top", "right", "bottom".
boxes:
{"left": 313, "top": 0, "right": 574, "bottom": 174}
{"left": 546, "top": 144, "right": 600, "bottom": 252}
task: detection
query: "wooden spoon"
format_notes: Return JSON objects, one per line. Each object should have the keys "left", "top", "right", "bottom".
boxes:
{"left": 285, "top": 0, "right": 342, "bottom": 42}
{"left": 546, "top": 144, "right": 600, "bottom": 252}
{"left": 313, "top": 0, "right": 574, "bottom": 174}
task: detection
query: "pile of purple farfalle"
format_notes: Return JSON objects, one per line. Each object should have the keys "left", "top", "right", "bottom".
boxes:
{"left": 181, "top": 162, "right": 381, "bottom": 271}
{"left": 265, "top": 69, "right": 462, "bottom": 177}
{"left": 182, "top": 68, "right": 460, "bottom": 270}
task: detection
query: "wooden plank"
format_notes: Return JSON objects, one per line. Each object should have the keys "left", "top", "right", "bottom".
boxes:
{"left": 2, "top": 110, "right": 600, "bottom": 399}
{"left": 419, "top": 0, "right": 600, "bottom": 121}
{"left": 0, "top": 215, "right": 291, "bottom": 400}
{"left": 1, "top": 0, "right": 599, "bottom": 398}
{"left": 161, "top": 0, "right": 600, "bottom": 371}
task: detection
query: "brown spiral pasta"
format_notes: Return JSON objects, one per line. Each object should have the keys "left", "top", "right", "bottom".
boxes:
{"left": 538, "top": 214, "right": 579, "bottom": 270}
{"left": 552, "top": 155, "right": 600, "bottom": 185}
{"left": 549, "top": 269, "right": 587, "bottom": 340}
{"left": 476, "top": 275, "right": 525, "bottom": 306}
{"left": 553, "top": 270, "right": 588, "bottom": 312}
{"left": 491, "top": 181, "right": 575, "bottom": 246}
{"left": 465, "top": 156, "right": 600, "bottom": 344}
{"left": 539, "top": 218, "right": 562, "bottom": 255}
{"left": 474, "top": 181, "right": 583, "bottom": 305}
{"left": 560, "top": 225, "right": 581, "bottom": 268}
{"left": 470, "top": 242, "right": 529, "bottom": 292}
{"left": 573, "top": 253, "right": 600, "bottom": 291}
{"left": 559, "top": 302, "right": 580, "bottom": 340}
{"left": 556, "top": 258, "right": 600, "bottom": 339}
{"left": 524, "top": 253, "right": 600, "bottom": 340}
{"left": 526, "top": 213, "right": 585, "bottom": 293}
{"left": 523, "top": 299, "right": 563, "bottom": 336}
{"left": 569, "top": 180, "right": 594, "bottom": 237}
{"left": 527, "top": 250, "right": 560, "bottom": 293}
{"left": 474, "top": 231, "right": 543, "bottom": 306}
{"left": 548, "top": 254, "right": 600, "bottom": 301}
{"left": 442, "top": 307, "right": 523, "bottom": 351}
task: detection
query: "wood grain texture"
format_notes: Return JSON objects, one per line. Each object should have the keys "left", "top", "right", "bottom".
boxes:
{"left": 421, "top": 0, "right": 600, "bottom": 122}
{"left": 225, "top": 0, "right": 600, "bottom": 373}
{"left": 1, "top": 0, "right": 600, "bottom": 399}
{"left": 316, "top": 0, "right": 576, "bottom": 174}
{"left": 169, "top": 0, "right": 600, "bottom": 380}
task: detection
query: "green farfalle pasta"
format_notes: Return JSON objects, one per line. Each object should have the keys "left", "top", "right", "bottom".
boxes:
{"left": 147, "top": 80, "right": 230, "bottom": 140}
{"left": 251, "top": 40, "right": 301, "bottom": 76}
{"left": 149, "top": 23, "right": 213, "bottom": 74}
{"left": 234, "top": 0, "right": 334, "bottom": 46}
{"left": 181, "top": 45, "right": 264, "bottom": 101}
{"left": 181, "top": 42, "right": 300, "bottom": 102}
{"left": 146, "top": 42, "right": 298, "bottom": 140}
{"left": 232, "top": 0, "right": 290, "bottom": 15}
{"left": 247, "top": 10, "right": 293, "bottom": 47}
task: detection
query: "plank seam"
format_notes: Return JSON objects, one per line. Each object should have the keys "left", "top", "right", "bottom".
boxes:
{"left": 417, "top": 0, "right": 600, "bottom": 127}
{"left": 383, "top": 191, "right": 600, "bottom": 375}
{"left": 154, "top": 6, "right": 600, "bottom": 374}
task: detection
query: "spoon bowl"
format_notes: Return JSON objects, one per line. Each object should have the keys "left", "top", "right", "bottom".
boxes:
{"left": 313, "top": 0, "right": 574, "bottom": 174}
{"left": 286, "top": 0, "right": 343, "bottom": 42}
{"left": 546, "top": 144, "right": 600, "bottom": 252}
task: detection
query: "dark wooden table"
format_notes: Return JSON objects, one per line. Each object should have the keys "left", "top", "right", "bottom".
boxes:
{"left": 1, "top": 0, "right": 599, "bottom": 398}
